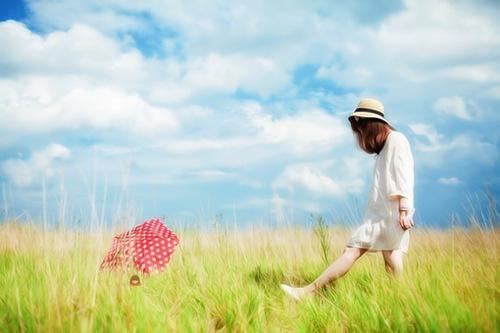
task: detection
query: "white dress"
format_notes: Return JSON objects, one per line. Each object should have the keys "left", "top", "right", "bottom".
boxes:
{"left": 346, "top": 131, "right": 415, "bottom": 254}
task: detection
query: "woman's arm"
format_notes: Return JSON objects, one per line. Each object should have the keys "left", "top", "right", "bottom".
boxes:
{"left": 386, "top": 133, "right": 415, "bottom": 231}
{"left": 397, "top": 195, "right": 414, "bottom": 230}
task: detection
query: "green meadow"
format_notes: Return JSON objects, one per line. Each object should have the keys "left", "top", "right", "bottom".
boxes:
{"left": 0, "top": 215, "right": 498, "bottom": 332}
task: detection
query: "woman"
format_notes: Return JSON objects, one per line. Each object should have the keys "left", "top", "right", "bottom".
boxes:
{"left": 280, "top": 98, "right": 415, "bottom": 301}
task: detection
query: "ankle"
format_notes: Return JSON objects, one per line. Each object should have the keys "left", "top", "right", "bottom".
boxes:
{"left": 304, "top": 283, "right": 317, "bottom": 293}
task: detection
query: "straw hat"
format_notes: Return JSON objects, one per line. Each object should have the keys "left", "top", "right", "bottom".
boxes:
{"left": 348, "top": 98, "right": 391, "bottom": 126}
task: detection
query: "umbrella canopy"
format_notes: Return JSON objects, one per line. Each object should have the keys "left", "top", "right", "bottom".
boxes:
{"left": 100, "top": 218, "right": 180, "bottom": 275}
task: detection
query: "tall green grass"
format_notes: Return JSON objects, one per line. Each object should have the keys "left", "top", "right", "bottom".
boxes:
{"left": 0, "top": 218, "right": 498, "bottom": 332}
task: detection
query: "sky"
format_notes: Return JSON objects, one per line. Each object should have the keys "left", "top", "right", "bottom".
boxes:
{"left": 0, "top": 0, "right": 498, "bottom": 230}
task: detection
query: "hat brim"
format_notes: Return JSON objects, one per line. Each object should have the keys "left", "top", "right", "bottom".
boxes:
{"left": 348, "top": 112, "right": 391, "bottom": 126}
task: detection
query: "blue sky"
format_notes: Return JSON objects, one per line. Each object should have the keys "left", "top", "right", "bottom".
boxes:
{"left": 0, "top": 0, "right": 498, "bottom": 229}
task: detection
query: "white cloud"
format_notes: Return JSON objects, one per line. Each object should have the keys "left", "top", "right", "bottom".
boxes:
{"left": 0, "top": 20, "right": 292, "bottom": 114}
{"left": 0, "top": 21, "right": 179, "bottom": 139}
{"left": 446, "top": 135, "right": 498, "bottom": 166}
{"left": 227, "top": 196, "right": 270, "bottom": 209}
{"left": 438, "top": 177, "right": 462, "bottom": 186}
{"left": 409, "top": 123, "right": 498, "bottom": 166}
{"left": 92, "top": 145, "right": 140, "bottom": 156}
{"left": 273, "top": 165, "right": 343, "bottom": 197}
{"left": 1, "top": 0, "right": 498, "bottom": 222}
{"left": 182, "top": 53, "right": 291, "bottom": 98}
{"left": 246, "top": 103, "right": 351, "bottom": 154}
{"left": 26, "top": 1, "right": 148, "bottom": 34}
{"left": 314, "top": 0, "right": 500, "bottom": 92}
{"left": 149, "top": 53, "right": 293, "bottom": 103}
{"left": 186, "top": 169, "right": 238, "bottom": 181}
{"left": 408, "top": 123, "right": 445, "bottom": 152}
{"left": 0, "top": 78, "right": 179, "bottom": 137}
{"left": 2, "top": 144, "right": 71, "bottom": 187}
{"left": 18, "top": 0, "right": 500, "bottom": 91}
{"left": 433, "top": 96, "right": 471, "bottom": 120}
{"left": 301, "top": 201, "right": 322, "bottom": 213}
{"left": 272, "top": 157, "right": 365, "bottom": 198}
{"left": 433, "top": 64, "right": 500, "bottom": 84}
{"left": 375, "top": 0, "right": 500, "bottom": 66}
{"left": 0, "top": 21, "right": 145, "bottom": 80}
{"left": 157, "top": 137, "right": 254, "bottom": 153}
{"left": 156, "top": 102, "right": 351, "bottom": 156}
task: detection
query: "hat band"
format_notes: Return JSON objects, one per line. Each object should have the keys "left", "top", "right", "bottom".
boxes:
{"left": 354, "top": 108, "right": 384, "bottom": 117}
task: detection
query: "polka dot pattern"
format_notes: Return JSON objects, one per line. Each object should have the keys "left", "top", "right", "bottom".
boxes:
{"left": 100, "top": 218, "right": 180, "bottom": 275}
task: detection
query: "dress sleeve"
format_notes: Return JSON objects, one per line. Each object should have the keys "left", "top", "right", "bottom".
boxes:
{"left": 386, "top": 134, "right": 414, "bottom": 204}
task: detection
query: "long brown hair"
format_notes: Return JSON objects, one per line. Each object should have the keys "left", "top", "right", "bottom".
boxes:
{"left": 349, "top": 117, "right": 396, "bottom": 154}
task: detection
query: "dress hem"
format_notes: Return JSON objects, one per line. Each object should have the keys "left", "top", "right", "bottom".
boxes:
{"left": 346, "top": 243, "right": 408, "bottom": 254}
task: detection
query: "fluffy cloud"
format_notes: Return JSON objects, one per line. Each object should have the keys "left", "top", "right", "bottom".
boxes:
{"left": 17, "top": 0, "right": 500, "bottom": 91}
{"left": 409, "top": 123, "right": 498, "bottom": 166}
{"left": 408, "top": 123, "right": 445, "bottom": 153}
{"left": 272, "top": 157, "right": 365, "bottom": 198}
{"left": 2, "top": 144, "right": 71, "bottom": 187}
{"left": 307, "top": 0, "right": 500, "bottom": 98}
{"left": 26, "top": 0, "right": 149, "bottom": 34}
{"left": 375, "top": 0, "right": 500, "bottom": 66}
{"left": 1, "top": 0, "right": 498, "bottom": 224}
{"left": 181, "top": 53, "right": 290, "bottom": 98}
{"left": 433, "top": 96, "right": 471, "bottom": 120}
{"left": 157, "top": 102, "right": 350, "bottom": 155}
{"left": 148, "top": 53, "right": 293, "bottom": 103}
{"left": 246, "top": 104, "right": 351, "bottom": 154}
{"left": 0, "top": 20, "right": 292, "bottom": 111}
{"left": 0, "top": 21, "right": 179, "bottom": 143}
{"left": 0, "top": 21, "right": 145, "bottom": 80}
{"left": 438, "top": 177, "right": 462, "bottom": 186}
{"left": 273, "top": 165, "right": 344, "bottom": 197}
{"left": 0, "top": 77, "right": 179, "bottom": 138}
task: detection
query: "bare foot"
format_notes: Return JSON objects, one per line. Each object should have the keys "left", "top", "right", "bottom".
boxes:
{"left": 280, "top": 284, "right": 314, "bottom": 301}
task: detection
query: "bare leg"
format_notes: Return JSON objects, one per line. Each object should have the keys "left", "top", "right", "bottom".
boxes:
{"left": 308, "top": 246, "right": 368, "bottom": 291}
{"left": 382, "top": 249, "right": 404, "bottom": 278}
{"left": 280, "top": 246, "right": 368, "bottom": 300}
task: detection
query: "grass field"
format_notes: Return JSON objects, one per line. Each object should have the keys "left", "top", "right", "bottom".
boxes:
{"left": 0, "top": 219, "right": 498, "bottom": 332}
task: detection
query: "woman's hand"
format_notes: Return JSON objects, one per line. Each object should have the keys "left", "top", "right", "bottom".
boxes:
{"left": 399, "top": 210, "right": 414, "bottom": 230}
{"left": 397, "top": 195, "right": 414, "bottom": 230}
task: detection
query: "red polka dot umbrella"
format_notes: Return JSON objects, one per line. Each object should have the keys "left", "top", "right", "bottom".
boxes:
{"left": 100, "top": 218, "right": 180, "bottom": 275}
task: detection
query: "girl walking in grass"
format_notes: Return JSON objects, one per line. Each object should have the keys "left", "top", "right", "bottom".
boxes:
{"left": 281, "top": 98, "right": 415, "bottom": 301}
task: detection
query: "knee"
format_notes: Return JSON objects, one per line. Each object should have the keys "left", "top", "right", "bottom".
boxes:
{"left": 383, "top": 251, "right": 404, "bottom": 275}
{"left": 343, "top": 247, "right": 364, "bottom": 263}
{"left": 392, "top": 265, "right": 403, "bottom": 278}
{"left": 385, "top": 260, "right": 403, "bottom": 277}
{"left": 394, "top": 260, "right": 404, "bottom": 274}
